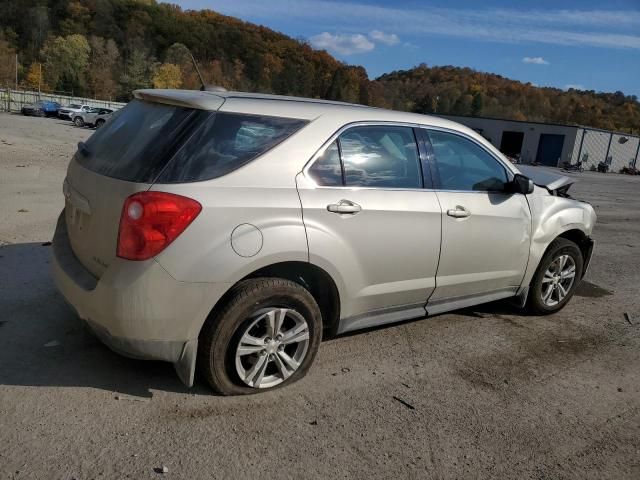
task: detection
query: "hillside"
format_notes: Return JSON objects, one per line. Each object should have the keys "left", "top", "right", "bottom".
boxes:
{"left": 377, "top": 65, "right": 640, "bottom": 132}
{"left": 0, "top": 0, "right": 638, "bottom": 132}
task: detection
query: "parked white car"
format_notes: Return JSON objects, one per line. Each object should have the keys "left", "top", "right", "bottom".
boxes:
{"left": 72, "top": 108, "right": 113, "bottom": 128}
{"left": 58, "top": 104, "right": 91, "bottom": 120}
{"left": 52, "top": 89, "right": 596, "bottom": 395}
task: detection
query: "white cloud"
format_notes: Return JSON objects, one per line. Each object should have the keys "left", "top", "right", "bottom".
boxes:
{"left": 309, "top": 32, "right": 375, "bottom": 55}
{"left": 202, "top": 0, "right": 640, "bottom": 50}
{"left": 522, "top": 56, "right": 550, "bottom": 65}
{"left": 369, "top": 30, "right": 400, "bottom": 46}
{"left": 565, "top": 84, "right": 586, "bottom": 90}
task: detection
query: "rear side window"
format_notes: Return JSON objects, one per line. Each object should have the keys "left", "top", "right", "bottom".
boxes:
{"left": 157, "top": 113, "right": 307, "bottom": 183}
{"left": 308, "top": 125, "right": 423, "bottom": 189}
{"left": 307, "top": 140, "right": 342, "bottom": 186}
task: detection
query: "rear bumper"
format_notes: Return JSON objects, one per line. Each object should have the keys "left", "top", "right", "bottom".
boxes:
{"left": 51, "top": 211, "right": 229, "bottom": 385}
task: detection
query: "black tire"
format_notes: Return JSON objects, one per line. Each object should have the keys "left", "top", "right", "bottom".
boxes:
{"left": 73, "top": 116, "right": 84, "bottom": 127}
{"left": 197, "top": 278, "right": 322, "bottom": 395}
{"left": 95, "top": 119, "right": 105, "bottom": 128}
{"left": 526, "top": 238, "right": 583, "bottom": 315}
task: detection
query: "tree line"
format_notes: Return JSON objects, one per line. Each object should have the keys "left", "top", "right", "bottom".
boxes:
{"left": 0, "top": 0, "right": 638, "bottom": 132}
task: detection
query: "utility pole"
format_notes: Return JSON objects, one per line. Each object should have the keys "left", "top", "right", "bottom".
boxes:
{"left": 38, "top": 63, "right": 42, "bottom": 94}
{"left": 15, "top": 53, "right": 18, "bottom": 90}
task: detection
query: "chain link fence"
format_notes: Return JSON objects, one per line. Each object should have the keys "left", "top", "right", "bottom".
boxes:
{"left": 571, "top": 128, "right": 640, "bottom": 171}
{"left": 0, "top": 88, "right": 126, "bottom": 113}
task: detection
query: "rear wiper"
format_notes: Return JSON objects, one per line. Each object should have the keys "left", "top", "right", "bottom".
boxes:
{"left": 77, "top": 141, "right": 91, "bottom": 157}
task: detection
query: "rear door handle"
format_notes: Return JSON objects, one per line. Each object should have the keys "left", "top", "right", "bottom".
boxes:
{"left": 327, "top": 200, "right": 362, "bottom": 215}
{"left": 447, "top": 205, "right": 471, "bottom": 218}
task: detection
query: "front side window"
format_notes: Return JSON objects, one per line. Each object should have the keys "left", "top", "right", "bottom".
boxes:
{"left": 308, "top": 125, "right": 423, "bottom": 189}
{"left": 427, "top": 130, "right": 508, "bottom": 191}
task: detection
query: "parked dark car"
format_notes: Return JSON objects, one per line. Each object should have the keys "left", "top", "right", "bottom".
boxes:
{"left": 21, "top": 100, "right": 62, "bottom": 117}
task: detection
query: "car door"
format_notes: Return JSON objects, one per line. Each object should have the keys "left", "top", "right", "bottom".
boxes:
{"left": 297, "top": 124, "right": 442, "bottom": 333}
{"left": 420, "top": 128, "right": 531, "bottom": 311}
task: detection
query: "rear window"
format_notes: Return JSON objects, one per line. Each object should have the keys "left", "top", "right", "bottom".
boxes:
{"left": 77, "top": 99, "right": 307, "bottom": 183}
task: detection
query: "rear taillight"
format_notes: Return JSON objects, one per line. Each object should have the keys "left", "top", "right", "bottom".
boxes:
{"left": 117, "top": 192, "right": 202, "bottom": 261}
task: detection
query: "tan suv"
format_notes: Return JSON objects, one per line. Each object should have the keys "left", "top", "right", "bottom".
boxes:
{"left": 52, "top": 89, "right": 596, "bottom": 395}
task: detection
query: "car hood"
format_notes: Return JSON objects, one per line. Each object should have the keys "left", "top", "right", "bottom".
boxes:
{"left": 517, "top": 165, "right": 575, "bottom": 193}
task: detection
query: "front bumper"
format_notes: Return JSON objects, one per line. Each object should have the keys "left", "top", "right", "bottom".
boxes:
{"left": 581, "top": 237, "right": 595, "bottom": 278}
{"left": 51, "top": 212, "right": 228, "bottom": 386}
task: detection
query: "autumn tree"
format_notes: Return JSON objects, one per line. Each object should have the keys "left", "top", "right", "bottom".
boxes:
{"left": 152, "top": 63, "right": 182, "bottom": 89}
{"left": 0, "top": 37, "right": 17, "bottom": 87}
{"left": 21, "top": 62, "right": 48, "bottom": 91}
{"left": 88, "top": 36, "right": 119, "bottom": 99}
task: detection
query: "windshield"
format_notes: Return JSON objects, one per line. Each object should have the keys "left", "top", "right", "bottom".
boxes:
{"left": 68, "top": 104, "right": 82, "bottom": 109}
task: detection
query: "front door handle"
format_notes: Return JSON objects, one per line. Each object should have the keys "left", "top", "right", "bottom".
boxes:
{"left": 327, "top": 199, "right": 362, "bottom": 215}
{"left": 447, "top": 205, "right": 471, "bottom": 218}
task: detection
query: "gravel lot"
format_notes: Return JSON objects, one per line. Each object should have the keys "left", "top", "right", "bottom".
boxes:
{"left": 0, "top": 112, "right": 638, "bottom": 479}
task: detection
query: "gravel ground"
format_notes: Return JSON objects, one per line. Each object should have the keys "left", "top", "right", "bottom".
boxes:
{"left": 0, "top": 112, "right": 638, "bottom": 479}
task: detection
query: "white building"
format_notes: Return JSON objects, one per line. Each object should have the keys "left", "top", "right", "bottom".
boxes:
{"left": 440, "top": 115, "right": 640, "bottom": 171}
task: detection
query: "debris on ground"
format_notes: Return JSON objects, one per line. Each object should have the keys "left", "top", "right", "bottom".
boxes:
{"left": 624, "top": 312, "right": 634, "bottom": 325}
{"left": 43, "top": 340, "right": 60, "bottom": 347}
{"left": 17, "top": 209, "right": 29, "bottom": 213}
{"left": 153, "top": 466, "right": 169, "bottom": 474}
{"left": 115, "top": 394, "right": 151, "bottom": 402}
{"left": 309, "top": 420, "right": 318, "bottom": 426}
{"left": 392, "top": 396, "right": 416, "bottom": 410}
{"left": 41, "top": 241, "right": 52, "bottom": 246}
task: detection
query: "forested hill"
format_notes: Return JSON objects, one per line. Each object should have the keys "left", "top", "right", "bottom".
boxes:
{"left": 378, "top": 65, "right": 640, "bottom": 133}
{"left": 0, "top": 0, "right": 638, "bottom": 132}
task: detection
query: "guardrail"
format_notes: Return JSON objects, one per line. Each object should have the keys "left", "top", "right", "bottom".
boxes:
{"left": 0, "top": 88, "right": 126, "bottom": 112}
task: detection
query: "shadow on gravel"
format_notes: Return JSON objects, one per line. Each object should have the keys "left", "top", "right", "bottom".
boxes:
{"left": 0, "top": 242, "right": 211, "bottom": 398}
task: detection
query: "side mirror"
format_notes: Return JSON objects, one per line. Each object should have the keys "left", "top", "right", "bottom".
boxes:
{"left": 509, "top": 174, "right": 534, "bottom": 194}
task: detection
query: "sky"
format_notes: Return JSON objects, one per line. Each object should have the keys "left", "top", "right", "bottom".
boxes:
{"left": 174, "top": 0, "right": 640, "bottom": 97}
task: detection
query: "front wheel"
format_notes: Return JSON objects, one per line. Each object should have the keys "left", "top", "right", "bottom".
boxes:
{"left": 73, "top": 116, "right": 84, "bottom": 127}
{"left": 197, "top": 278, "right": 322, "bottom": 395}
{"left": 526, "top": 238, "right": 583, "bottom": 314}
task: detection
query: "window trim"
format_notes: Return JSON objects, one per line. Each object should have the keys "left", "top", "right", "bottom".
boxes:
{"left": 421, "top": 126, "right": 514, "bottom": 193}
{"left": 303, "top": 121, "right": 432, "bottom": 191}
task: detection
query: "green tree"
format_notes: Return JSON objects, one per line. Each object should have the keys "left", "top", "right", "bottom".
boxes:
{"left": 41, "top": 34, "right": 90, "bottom": 94}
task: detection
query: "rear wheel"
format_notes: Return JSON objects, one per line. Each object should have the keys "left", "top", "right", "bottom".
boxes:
{"left": 73, "top": 116, "right": 84, "bottom": 127}
{"left": 198, "top": 278, "right": 322, "bottom": 395}
{"left": 526, "top": 238, "right": 583, "bottom": 314}
{"left": 95, "top": 119, "right": 105, "bottom": 128}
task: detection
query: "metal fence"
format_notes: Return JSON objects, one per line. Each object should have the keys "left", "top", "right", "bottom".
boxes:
{"left": 571, "top": 127, "right": 640, "bottom": 171}
{"left": 0, "top": 88, "right": 126, "bottom": 113}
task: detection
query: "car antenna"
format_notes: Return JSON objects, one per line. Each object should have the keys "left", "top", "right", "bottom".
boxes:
{"left": 190, "top": 53, "right": 227, "bottom": 92}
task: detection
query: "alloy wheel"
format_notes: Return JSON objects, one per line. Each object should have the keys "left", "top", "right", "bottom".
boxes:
{"left": 541, "top": 254, "right": 576, "bottom": 307}
{"left": 234, "top": 307, "right": 310, "bottom": 389}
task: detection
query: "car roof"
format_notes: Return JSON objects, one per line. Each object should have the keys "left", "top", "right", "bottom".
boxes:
{"left": 133, "top": 88, "right": 466, "bottom": 131}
